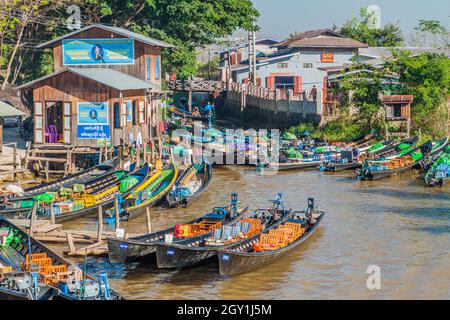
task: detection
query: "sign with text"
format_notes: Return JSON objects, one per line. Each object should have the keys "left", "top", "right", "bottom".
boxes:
{"left": 77, "top": 125, "right": 111, "bottom": 139}
{"left": 77, "top": 102, "right": 110, "bottom": 139}
{"left": 63, "top": 38, "right": 134, "bottom": 65}
{"left": 321, "top": 53, "right": 334, "bottom": 63}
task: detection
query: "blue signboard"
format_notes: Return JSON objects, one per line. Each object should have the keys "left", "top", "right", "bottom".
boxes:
{"left": 63, "top": 38, "right": 134, "bottom": 65}
{"left": 77, "top": 102, "right": 110, "bottom": 139}
{"left": 77, "top": 125, "right": 111, "bottom": 139}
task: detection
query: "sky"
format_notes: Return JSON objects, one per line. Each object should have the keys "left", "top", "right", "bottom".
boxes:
{"left": 252, "top": 0, "right": 450, "bottom": 41}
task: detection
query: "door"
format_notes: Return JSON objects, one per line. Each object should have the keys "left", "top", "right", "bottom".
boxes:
{"left": 63, "top": 102, "right": 71, "bottom": 144}
{"left": 34, "top": 102, "right": 44, "bottom": 143}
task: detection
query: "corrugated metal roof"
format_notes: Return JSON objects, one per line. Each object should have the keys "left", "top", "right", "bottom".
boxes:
{"left": 16, "top": 68, "right": 159, "bottom": 91}
{"left": 0, "top": 100, "right": 27, "bottom": 117}
{"left": 37, "top": 24, "right": 175, "bottom": 49}
{"left": 359, "top": 47, "right": 450, "bottom": 58}
{"left": 275, "top": 29, "right": 367, "bottom": 48}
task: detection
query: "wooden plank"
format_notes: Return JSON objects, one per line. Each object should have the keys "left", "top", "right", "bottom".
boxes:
{"left": 28, "top": 156, "right": 67, "bottom": 163}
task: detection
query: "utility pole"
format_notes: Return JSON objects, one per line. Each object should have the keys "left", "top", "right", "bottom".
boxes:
{"left": 248, "top": 30, "right": 257, "bottom": 86}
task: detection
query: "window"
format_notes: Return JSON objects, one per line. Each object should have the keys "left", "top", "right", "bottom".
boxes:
{"left": 132, "top": 100, "right": 138, "bottom": 125}
{"left": 121, "top": 102, "right": 127, "bottom": 127}
{"left": 146, "top": 56, "right": 151, "bottom": 81}
{"left": 154, "top": 56, "right": 160, "bottom": 80}
{"left": 126, "top": 100, "right": 132, "bottom": 122}
{"left": 277, "top": 62, "right": 288, "bottom": 68}
{"left": 139, "top": 101, "right": 145, "bottom": 124}
{"left": 34, "top": 102, "right": 43, "bottom": 143}
{"left": 114, "top": 102, "right": 120, "bottom": 128}
{"left": 303, "top": 63, "right": 313, "bottom": 68}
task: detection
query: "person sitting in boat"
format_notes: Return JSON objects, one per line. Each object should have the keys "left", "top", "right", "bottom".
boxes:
{"left": 192, "top": 106, "right": 201, "bottom": 117}
{"left": 279, "top": 153, "right": 288, "bottom": 163}
{"left": 203, "top": 102, "right": 215, "bottom": 116}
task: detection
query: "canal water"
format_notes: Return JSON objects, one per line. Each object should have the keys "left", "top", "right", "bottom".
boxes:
{"left": 54, "top": 166, "right": 450, "bottom": 299}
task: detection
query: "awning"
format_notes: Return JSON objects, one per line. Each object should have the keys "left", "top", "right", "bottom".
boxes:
{"left": 0, "top": 100, "right": 27, "bottom": 117}
{"left": 16, "top": 68, "right": 160, "bottom": 91}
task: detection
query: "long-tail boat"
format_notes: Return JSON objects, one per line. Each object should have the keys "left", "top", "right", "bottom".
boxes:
{"left": 217, "top": 198, "right": 325, "bottom": 276}
{"left": 0, "top": 164, "right": 149, "bottom": 223}
{"left": 3, "top": 158, "right": 121, "bottom": 201}
{"left": 107, "top": 193, "right": 248, "bottom": 263}
{"left": 323, "top": 140, "right": 395, "bottom": 172}
{"left": 359, "top": 137, "right": 449, "bottom": 181}
{"left": 166, "top": 162, "right": 212, "bottom": 208}
{"left": 155, "top": 194, "right": 292, "bottom": 269}
{"left": 424, "top": 145, "right": 450, "bottom": 187}
{"left": 104, "top": 163, "right": 178, "bottom": 223}
{"left": 0, "top": 218, "right": 124, "bottom": 300}
{"left": 169, "top": 106, "right": 210, "bottom": 122}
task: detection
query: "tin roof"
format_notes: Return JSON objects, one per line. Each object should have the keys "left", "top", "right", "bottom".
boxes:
{"left": 359, "top": 47, "right": 450, "bottom": 58}
{"left": 275, "top": 29, "right": 368, "bottom": 48}
{"left": 16, "top": 68, "right": 159, "bottom": 91}
{"left": 0, "top": 100, "right": 27, "bottom": 117}
{"left": 37, "top": 24, "right": 175, "bottom": 49}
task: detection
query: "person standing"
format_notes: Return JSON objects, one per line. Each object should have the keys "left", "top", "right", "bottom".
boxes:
{"left": 309, "top": 85, "right": 318, "bottom": 102}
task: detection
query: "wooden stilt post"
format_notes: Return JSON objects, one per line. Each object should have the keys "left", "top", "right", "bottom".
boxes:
{"left": 45, "top": 161, "right": 49, "bottom": 183}
{"left": 143, "top": 141, "right": 147, "bottom": 164}
{"left": 50, "top": 202, "right": 55, "bottom": 225}
{"left": 97, "top": 205, "right": 103, "bottom": 243}
{"left": 145, "top": 207, "right": 152, "bottom": 234}
{"left": 136, "top": 143, "right": 141, "bottom": 168}
{"left": 119, "top": 146, "right": 124, "bottom": 170}
{"left": 104, "top": 141, "right": 108, "bottom": 162}
{"left": 99, "top": 145, "right": 103, "bottom": 164}
{"left": 66, "top": 232, "right": 75, "bottom": 254}
{"left": 12, "top": 142, "right": 17, "bottom": 181}
{"left": 114, "top": 197, "right": 120, "bottom": 230}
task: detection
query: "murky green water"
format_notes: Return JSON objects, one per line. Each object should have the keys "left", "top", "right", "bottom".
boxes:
{"left": 52, "top": 166, "right": 450, "bottom": 299}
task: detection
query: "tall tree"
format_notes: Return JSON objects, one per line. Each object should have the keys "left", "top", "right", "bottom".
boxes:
{"left": 335, "top": 7, "right": 403, "bottom": 47}
{"left": 414, "top": 19, "right": 449, "bottom": 48}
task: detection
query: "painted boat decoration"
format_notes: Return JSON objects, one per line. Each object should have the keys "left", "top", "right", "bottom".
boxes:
{"left": 105, "top": 163, "right": 179, "bottom": 223}
{"left": 217, "top": 198, "right": 325, "bottom": 276}
{"left": 424, "top": 144, "right": 450, "bottom": 187}
{"left": 359, "top": 137, "right": 449, "bottom": 181}
{"left": 107, "top": 193, "right": 248, "bottom": 263}
{"left": 0, "top": 217, "right": 123, "bottom": 300}
{"left": 0, "top": 164, "right": 149, "bottom": 223}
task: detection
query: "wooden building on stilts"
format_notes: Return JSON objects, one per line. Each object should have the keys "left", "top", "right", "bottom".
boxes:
{"left": 17, "top": 24, "right": 174, "bottom": 175}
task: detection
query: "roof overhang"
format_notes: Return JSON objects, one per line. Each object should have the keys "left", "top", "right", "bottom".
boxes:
{"left": 0, "top": 100, "right": 27, "bottom": 117}
{"left": 16, "top": 68, "right": 159, "bottom": 92}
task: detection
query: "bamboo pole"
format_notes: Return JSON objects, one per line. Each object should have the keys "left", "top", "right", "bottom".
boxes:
{"left": 136, "top": 143, "right": 141, "bottom": 168}
{"left": 49, "top": 203, "right": 55, "bottom": 225}
{"left": 145, "top": 207, "right": 152, "bottom": 234}
{"left": 114, "top": 197, "right": 120, "bottom": 230}
{"left": 29, "top": 202, "right": 38, "bottom": 236}
{"left": 97, "top": 205, "right": 103, "bottom": 243}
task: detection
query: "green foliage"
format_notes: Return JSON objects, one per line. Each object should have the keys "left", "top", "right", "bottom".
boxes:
{"left": 1, "top": 0, "right": 259, "bottom": 85}
{"left": 336, "top": 7, "right": 403, "bottom": 46}
{"left": 385, "top": 51, "right": 450, "bottom": 137}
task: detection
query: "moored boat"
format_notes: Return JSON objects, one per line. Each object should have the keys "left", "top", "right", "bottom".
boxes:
{"left": 105, "top": 163, "right": 179, "bottom": 223}
{"left": 107, "top": 193, "right": 248, "bottom": 263}
{"left": 0, "top": 164, "right": 150, "bottom": 223}
{"left": 359, "top": 137, "right": 449, "bottom": 181}
{"left": 166, "top": 162, "right": 212, "bottom": 208}
{"left": 155, "top": 194, "right": 292, "bottom": 269}
{"left": 424, "top": 145, "right": 450, "bottom": 187}
{"left": 0, "top": 217, "right": 123, "bottom": 300}
{"left": 217, "top": 198, "right": 325, "bottom": 276}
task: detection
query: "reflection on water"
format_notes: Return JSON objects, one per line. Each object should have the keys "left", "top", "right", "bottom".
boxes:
{"left": 50, "top": 166, "right": 450, "bottom": 299}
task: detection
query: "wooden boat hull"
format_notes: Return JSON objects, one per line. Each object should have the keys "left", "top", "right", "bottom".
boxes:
{"left": 324, "top": 162, "right": 361, "bottom": 172}
{"left": 18, "top": 158, "right": 120, "bottom": 199}
{"left": 0, "top": 218, "right": 123, "bottom": 299}
{"left": 107, "top": 207, "right": 249, "bottom": 263}
{"left": 166, "top": 163, "right": 213, "bottom": 208}
{"left": 156, "top": 245, "right": 218, "bottom": 269}
{"left": 120, "top": 163, "right": 178, "bottom": 222}
{"left": 155, "top": 211, "right": 292, "bottom": 269}
{"left": 218, "top": 213, "right": 325, "bottom": 276}
{"left": 360, "top": 162, "right": 418, "bottom": 181}
{"left": 1, "top": 165, "right": 149, "bottom": 223}
{"left": 266, "top": 161, "right": 322, "bottom": 171}
{"left": 169, "top": 107, "right": 209, "bottom": 122}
